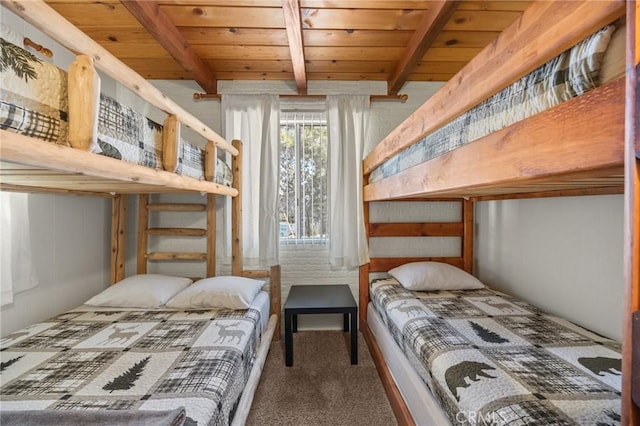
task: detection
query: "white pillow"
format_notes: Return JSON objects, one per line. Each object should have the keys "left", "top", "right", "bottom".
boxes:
{"left": 388, "top": 261, "right": 484, "bottom": 291}
{"left": 85, "top": 274, "right": 192, "bottom": 308}
{"left": 166, "top": 276, "right": 265, "bottom": 310}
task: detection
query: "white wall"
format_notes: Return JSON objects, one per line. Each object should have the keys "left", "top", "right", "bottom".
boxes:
{"left": 0, "top": 195, "right": 111, "bottom": 336}
{"left": 475, "top": 195, "right": 624, "bottom": 341}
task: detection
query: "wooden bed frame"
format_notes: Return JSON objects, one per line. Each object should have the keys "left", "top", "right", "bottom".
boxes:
{"left": 1, "top": 1, "right": 282, "bottom": 421}
{"left": 359, "top": 0, "right": 639, "bottom": 424}
{"left": 0, "top": 0, "right": 236, "bottom": 197}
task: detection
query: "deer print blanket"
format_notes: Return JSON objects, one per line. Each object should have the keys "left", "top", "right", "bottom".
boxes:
{"left": 370, "top": 279, "right": 622, "bottom": 425}
{"left": 0, "top": 306, "right": 263, "bottom": 426}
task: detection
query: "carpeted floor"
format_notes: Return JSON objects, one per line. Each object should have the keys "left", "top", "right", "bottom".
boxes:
{"left": 246, "top": 330, "right": 397, "bottom": 426}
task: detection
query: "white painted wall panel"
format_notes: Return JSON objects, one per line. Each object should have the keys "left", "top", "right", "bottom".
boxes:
{"left": 475, "top": 195, "right": 624, "bottom": 341}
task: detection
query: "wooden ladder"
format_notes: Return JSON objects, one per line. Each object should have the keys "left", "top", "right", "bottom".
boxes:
{"left": 137, "top": 193, "right": 217, "bottom": 278}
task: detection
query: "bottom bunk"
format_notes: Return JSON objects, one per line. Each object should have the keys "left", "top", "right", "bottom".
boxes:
{"left": 0, "top": 275, "right": 277, "bottom": 425}
{"left": 364, "top": 267, "right": 622, "bottom": 425}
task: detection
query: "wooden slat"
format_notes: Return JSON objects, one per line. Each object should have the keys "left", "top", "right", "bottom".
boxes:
{"left": 120, "top": 0, "right": 217, "bottom": 93}
{"left": 304, "top": 29, "right": 412, "bottom": 47}
{"left": 364, "top": 78, "right": 625, "bottom": 201}
{"left": 0, "top": 130, "right": 238, "bottom": 196}
{"left": 241, "top": 270, "right": 270, "bottom": 279}
{"left": 137, "top": 194, "right": 149, "bottom": 274}
{"left": 181, "top": 27, "right": 289, "bottom": 46}
{"left": 4, "top": 0, "right": 237, "bottom": 156}
{"left": 110, "top": 195, "right": 126, "bottom": 285}
{"left": 231, "top": 140, "right": 243, "bottom": 276}
{"left": 363, "top": 0, "right": 625, "bottom": 175}
{"left": 471, "top": 186, "right": 624, "bottom": 202}
{"left": 370, "top": 257, "right": 465, "bottom": 272}
{"left": 161, "top": 5, "right": 285, "bottom": 28}
{"left": 147, "top": 203, "right": 206, "bottom": 211}
{"left": 282, "top": 0, "right": 307, "bottom": 94}
{"left": 369, "top": 222, "right": 463, "bottom": 237}
{"left": 147, "top": 227, "right": 207, "bottom": 236}
{"left": 147, "top": 252, "right": 207, "bottom": 260}
{"left": 388, "top": 0, "right": 460, "bottom": 94}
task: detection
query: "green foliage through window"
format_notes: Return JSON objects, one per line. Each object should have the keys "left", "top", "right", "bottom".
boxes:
{"left": 279, "top": 110, "right": 328, "bottom": 244}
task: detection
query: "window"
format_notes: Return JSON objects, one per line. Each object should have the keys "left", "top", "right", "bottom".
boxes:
{"left": 279, "top": 110, "right": 328, "bottom": 244}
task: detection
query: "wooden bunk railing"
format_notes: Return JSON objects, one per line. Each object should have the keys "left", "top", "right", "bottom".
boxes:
{"left": 0, "top": 0, "right": 237, "bottom": 196}
{"left": 1, "top": 0, "right": 235, "bottom": 156}
{"left": 364, "top": 0, "right": 625, "bottom": 176}
{"left": 362, "top": 0, "right": 626, "bottom": 202}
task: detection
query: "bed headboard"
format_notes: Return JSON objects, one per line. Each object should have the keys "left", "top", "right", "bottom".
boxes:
{"left": 359, "top": 198, "right": 473, "bottom": 324}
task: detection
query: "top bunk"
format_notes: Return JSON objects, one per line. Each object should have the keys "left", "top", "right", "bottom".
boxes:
{"left": 363, "top": 0, "right": 627, "bottom": 202}
{"left": 0, "top": 0, "right": 237, "bottom": 197}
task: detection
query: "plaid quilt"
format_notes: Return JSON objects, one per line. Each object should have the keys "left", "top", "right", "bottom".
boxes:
{"left": 0, "top": 307, "right": 262, "bottom": 426}
{"left": 370, "top": 279, "right": 622, "bottom": 425}
{"left": 370, "top": 24, "right": 618, "bottom": 184}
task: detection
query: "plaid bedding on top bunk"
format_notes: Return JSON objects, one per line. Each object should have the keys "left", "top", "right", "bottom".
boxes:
{"left": 0, "top": 26, "right": 233, "bottom": 187}
{"left": 369, "top": 24, "right": 618, "bottom": 184}
{"left": 0, "top": 307, "right": 262, "bottom": 425}
{"left": 370, "top": 278, "right": 622, "bottom": 425}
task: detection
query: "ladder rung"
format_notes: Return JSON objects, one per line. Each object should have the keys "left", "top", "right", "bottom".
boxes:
{"left": 147, "top": 203, "right": 206, "bottom": 212}
{"left": 147, "top": 228, "right": 207, "bottom": 237}
{"left": 146, "top": 252, "right": 207, "bottom": 261}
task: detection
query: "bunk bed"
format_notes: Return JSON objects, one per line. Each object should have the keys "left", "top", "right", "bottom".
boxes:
{"left": 358, "top": 0, "right": 637, "bottom": 424}
{"left": 0, "top": 1, "right": 281, "bottom": 424}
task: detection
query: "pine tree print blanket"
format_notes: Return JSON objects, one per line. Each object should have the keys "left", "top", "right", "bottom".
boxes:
{"left": 0, "top": 307, "right": 263, "bottom": 426}
{"left": 370, "top": 279, "right": 622, "bottom": 425}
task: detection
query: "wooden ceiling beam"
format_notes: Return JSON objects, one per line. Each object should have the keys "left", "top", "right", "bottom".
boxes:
{"left": 119, "top": 0, "right": 217, "bottom": 93}
{"left": 282, "top": 0, "right": 307, "bottom": 94}
{"left": 387, "top": 0, "right": 460, "bottom": 95}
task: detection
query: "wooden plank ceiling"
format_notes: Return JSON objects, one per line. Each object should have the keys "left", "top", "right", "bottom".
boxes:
{"left": 44, "top": 0, "right": 531, "bottom": 94}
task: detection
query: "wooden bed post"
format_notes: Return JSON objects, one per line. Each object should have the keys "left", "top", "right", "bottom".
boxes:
{"left": 207, "top": 194, "right": 216, "bottom": 277}
{"left": 270, "top": 264, "right": 281, "bottom": 340}
{"left": 204, "top": 141, "right": 217, "bottom": 182}
{"left": 68, "top": 55, "right": 100, "bottom": 151}
{"left": 110, "top": 194, "right": 126, "bottom": 285}
{"left": 462, "top": 199, "right": 474, "bottom": 274}
{"left": 137, "top": 194, "right": 149, "bottom": 274}
{"left": 231, "top": 140, "right": 243, "bottom": 276}
{"left": 623, "top": 1, "right": 640, "bottom": 423}
{"left": 162, "top": 115, "right": 179, "bottom": 172}
{"left": 360, "top": 198, "right": 371, "bottom": 328}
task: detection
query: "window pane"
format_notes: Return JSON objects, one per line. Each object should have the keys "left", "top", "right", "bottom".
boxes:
{"left": 279, "top": 111, "right": 328, "bottom": 244}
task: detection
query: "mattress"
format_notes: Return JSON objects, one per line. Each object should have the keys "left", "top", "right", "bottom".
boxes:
{"left": 370, "top": 278, "right": 622, "bottom": 425}
{"left": 0, "top": 291, "right": 270, "bottom": 425}
{"left": 0, "top": 30, "right": 232, "bottom": 187}
{"left": 369, "top": 23, "right": 624, "bottom": 184}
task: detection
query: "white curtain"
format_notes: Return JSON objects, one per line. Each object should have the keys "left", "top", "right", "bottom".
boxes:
{"left": 0, "top": 192, "right": 38, "bottom": 306}
{"left": 326, "top": 95, "right": 370, "bottom": 270}
{"left": 222, "top": 94, "right": 280, "bottom": 267}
